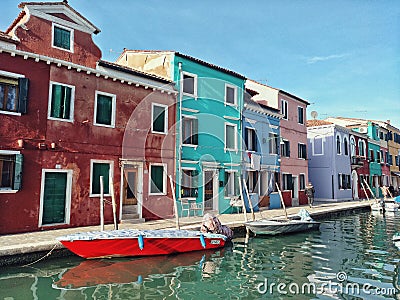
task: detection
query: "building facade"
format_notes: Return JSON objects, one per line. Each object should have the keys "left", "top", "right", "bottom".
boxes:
{"left": 0, "top": 2, "right": 176, "bottom": 234}
{"left": 242, "top": 96, "right": 281, "bottom": 210}
{"left": 307, "top": 120, "right": 352, "bottom": 201}
{"left": 117, "top": 50, "right": 246, "bottom": 215}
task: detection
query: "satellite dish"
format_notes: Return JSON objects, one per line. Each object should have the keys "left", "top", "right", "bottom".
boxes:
{"left": 311, "top": 111, "right": 318, "bottom": 119}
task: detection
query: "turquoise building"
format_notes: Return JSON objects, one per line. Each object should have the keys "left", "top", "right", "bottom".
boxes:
{"left": 117, "top": 51, "right": 246, "bottom": 215}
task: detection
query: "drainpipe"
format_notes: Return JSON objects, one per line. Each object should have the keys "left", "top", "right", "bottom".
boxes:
{"left": 177, "top": 62, "right": 183, "bottom": 209}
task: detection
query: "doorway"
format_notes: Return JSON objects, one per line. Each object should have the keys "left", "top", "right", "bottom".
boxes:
{"left": 203, "top": 170, "right": 218, "bottom": 211}
{"left": 352, "top": 170, "right": 359, "bottom": 199}
{"left": 39, "top": 170, "right": 72, "bottom": 226}
{"left": 121, "top": 162, "right": 142, "bottom": 220}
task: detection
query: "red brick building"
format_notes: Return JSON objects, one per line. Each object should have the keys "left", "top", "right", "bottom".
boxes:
{"left": 0, "top": 1, "right": 176, "bottom": 234}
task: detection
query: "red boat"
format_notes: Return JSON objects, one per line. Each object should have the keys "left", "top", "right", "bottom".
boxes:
{"left": 57, "top": 229, "right": 227, "bottom": 259}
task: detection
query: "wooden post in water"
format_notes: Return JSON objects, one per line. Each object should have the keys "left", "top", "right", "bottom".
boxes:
{"left": 243, "top": 178, "right": 255, "bottom": 221}
{"left": 360, "top": 182, "right": 371, "bottom": 207}
{"left": 168, "top": 175, "right": 180, "bottom": 230}
{"left": 363, "top": 179, "right": 378, "bottom": 204}
{"left": 100, "top": 176, "right": 105, "bottom": 231}
{"left": 110, "top": 173, "right": 118, "bottom": 230}
{"left": 275, "top": 183, "right": 288, "bottom": 220}
{"left": 238, "top": 178, "right": 248, "bottom": 222}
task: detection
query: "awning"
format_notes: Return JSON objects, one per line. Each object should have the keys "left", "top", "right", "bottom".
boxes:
{"left": 391, "top": 171, "right": 400, "bottom": 177}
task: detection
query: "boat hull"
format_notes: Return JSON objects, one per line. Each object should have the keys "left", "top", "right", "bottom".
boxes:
{"left": 58, "top": 229, "right": 226, "bottom": 259}
{"left": 371, "top": 201, "right": 399, "bottom": 212}
{"left": 245, "top": 220, "right": 321, "bottom": 236}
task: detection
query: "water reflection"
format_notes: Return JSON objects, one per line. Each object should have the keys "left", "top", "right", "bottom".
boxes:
{"left": 0, "top": 212, "right": 400, "bottom": 299}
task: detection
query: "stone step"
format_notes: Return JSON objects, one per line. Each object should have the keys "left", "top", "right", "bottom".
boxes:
{"left": 122, "top": 205, "right": 137, "bottom": 214}
{"left": 120, "top": 218, "right": 145, "bottom": 224}
{"left": 122, "top": 213, "right": 139, "bottom": 219}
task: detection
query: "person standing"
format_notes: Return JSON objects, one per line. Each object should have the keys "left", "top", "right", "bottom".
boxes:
{"left": 306, "top": 182, "right": 315, "bottom": 208}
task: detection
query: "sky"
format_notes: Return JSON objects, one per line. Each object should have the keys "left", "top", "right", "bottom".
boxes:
{"left": 2, "top": 0, "right": 400, "bottom": 128}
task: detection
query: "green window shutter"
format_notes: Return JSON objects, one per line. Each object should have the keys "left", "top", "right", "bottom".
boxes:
{"left": 152, "top": 105, "right": 165, "bottom": 133}
{"left": 234, "top": 172, "right": 240, "bottom": 195}
{"left": 92, "top": 163, "right": 110, "bottom": 194}
{"left": 96, "top": 94, "right": 112, "bottom": 125}
{"left": 18, "top": 78, "right": 29, "bottom": 114}
{"left": 224, "top": 172, "right": 229, "bottom": 197}
{"left": 62, "top": 86, "right": 71, "bottom": 119}
{"left": 150, "top": 165, "right": 164, "bottom": 193}
{"left": 54, "top": 26, "right": 71, "bottom": 50}
{"left": 51, "top": 84, "right": 62, "bottom": 118}
{"left": 226, "top": 125, "right": 235, "bottom": 149}
{"left": 192, "top": 118, "right": 198, "bottom": 145}
{"left": 13, "top": 154, "right": 23, "bottom": 190}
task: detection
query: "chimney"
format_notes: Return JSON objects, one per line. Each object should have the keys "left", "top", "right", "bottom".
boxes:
{"left": 387, "top": 120, "right": 391, "bottom": 124}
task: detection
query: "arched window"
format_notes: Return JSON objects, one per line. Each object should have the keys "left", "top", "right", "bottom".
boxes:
{"left": 350, "top": 136, "right": 356, "bottom": 157}
{"left": 336, "top": 134, "right": 341, "bottom": 154}
{"left": 343, "top": 136, "right": 349, "bottom": 156}
{"left": 358, "top": 140, "right": 366, "bottom": 157}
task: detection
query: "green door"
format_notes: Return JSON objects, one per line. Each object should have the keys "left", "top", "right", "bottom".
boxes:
{"left": 42, "top": 172, "right": 67, "bottom": 225}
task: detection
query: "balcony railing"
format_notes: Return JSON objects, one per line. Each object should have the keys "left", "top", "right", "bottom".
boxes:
{"left": 351, "top": 156, "right": 364, "bottom": 166}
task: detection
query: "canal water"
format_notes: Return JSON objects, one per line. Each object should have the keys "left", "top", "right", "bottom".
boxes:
{"left": 1, "top": 211, "right": 400, "bottom": 299}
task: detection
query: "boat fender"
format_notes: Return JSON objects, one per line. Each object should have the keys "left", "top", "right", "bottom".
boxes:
{"left": 137, "top": 275, "right": 143, "bottom": 284}
{"left": 200, "top": 234, "right": 206, "bottom": 248}
{"left": 138, "top": 234, "right": 144, "bottom": 250}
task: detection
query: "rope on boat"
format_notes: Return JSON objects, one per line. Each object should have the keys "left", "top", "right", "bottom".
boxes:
{"left": 21, "top": 243, "right": 58, "bottom": 267}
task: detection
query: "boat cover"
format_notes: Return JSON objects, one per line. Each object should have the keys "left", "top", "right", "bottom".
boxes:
{"left": 57, "top": 229, "right": 226, "bottom": 241}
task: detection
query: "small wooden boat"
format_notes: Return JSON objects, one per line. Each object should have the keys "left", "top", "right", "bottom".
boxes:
{"left": 371, "top": 199, "right": 399, "bottom": 212}
{"left": 245, "top": 218, "right": 320, "bottom": 236}
{"left": 245, "top": 184, "right": 321, "bottom": 236}
{"left": 57, "top": 229, "right": 227, "bottom": 259}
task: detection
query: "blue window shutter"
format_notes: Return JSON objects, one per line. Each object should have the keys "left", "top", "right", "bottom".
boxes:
{"left": 18, "top": 78, "right": 29, "bottom": 114}
{"left": 13, "top": 154, "right": 23, "bottom": 190}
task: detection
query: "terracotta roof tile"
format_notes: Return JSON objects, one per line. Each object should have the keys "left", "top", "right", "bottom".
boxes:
{"left": 306, "top": 119, "right": 333, "bottom": 127}
{"left": 0, "top": 30, "right": 19, "bottom": 44}
{"left": 122, "top": 50, "right": 246, "bottom": 79}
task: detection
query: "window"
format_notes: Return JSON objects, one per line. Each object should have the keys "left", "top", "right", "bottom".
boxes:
{"left": 152, "top": 103, "right": 168, "bottom": 134}
{"left": 182, "top": 116, "right": 198, "bottom": 145}
{"left": 312, "top": 137, "right": 323, "bottom": 155}
{"left": 388, "top": 153, "right": 393, "bottom": 166}
{"left": 369, "top": 149, "right": 374, "bottom": 162}
{"left": 376, "top": 150, "right": 382, "bottom": 163}
{"left": 48, "top": 82, "right": 74, "bottom": 121}
{"left": 0, "top": 74, "right": 28, "bottom": 114}
{"left": 90, "top": 160, "right": 113, "bottom": 196}
{"left": 379, "top": 131, "right": 384, "bottom": 140}
{"left": 281, "top": 99, "right": 288, "bottom": 120}
{"left": 343, "top": 137, "right": 349, "bottom": 156}
{"left": 149, "top": 164, "right": 166, "bottom": 195}
{"left": 0, "top": 152, "right": 23, "bottom": 191}
{"left": 181, "top": 169, "right": 198, "bottom": 198}
{"left": 225, "top": 123, "right": 237, "bottom": 150}
{"left": 299, "top": 174, "right": 305, "bottom": 190}
{"left": 94, "top": 91, "right": 116, "bottom": 127}
{"left": 282, "top": 174, "right": 292, "bottom": 191}
{"left": 182, "top": 72, "right": 197, "bottom": 96}
{"left": 350, "top": 136, "right": 356, "bottom": 157}
{"left": 224, "top": 171, "right": 239, "bottom": 197}
{"left": 52, "top": 24, "right": 73, "bottom": 52}
{"left": 245, "top": 127, "right": 257, "bottom": 151}
{"left": 336, "top": 135, "right": 341, "bottom": 154}
{"left": 298, "top": 143, "right": 307, "bottom": 159}
{"left": 338, "top": 174, "right": 351, "bottom": 190}
{"left": 298, "top": 106, "right": 304, "bottom": 125}
{"left": 225, "top": 84, "right": 237, "bottom": 105}
{"left": 269, "top": 133, "right": 278, "bottom": 155}
{"left": 358, "top": 140, "right": 366, "bottom": 157}
{"left": 246, "top": 171, "right": 258, "bottom": 193}
{"left": 281, "top": 140, "right": 290, "bottom": 157}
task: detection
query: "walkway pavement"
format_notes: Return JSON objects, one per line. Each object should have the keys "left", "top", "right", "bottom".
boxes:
{"left": 0, "top": 200, "right": 371, "bottom": 262}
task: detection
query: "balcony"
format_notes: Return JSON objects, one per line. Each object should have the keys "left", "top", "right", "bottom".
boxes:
{"left": 351, "top": 156, "right": 364, "bottom": 169}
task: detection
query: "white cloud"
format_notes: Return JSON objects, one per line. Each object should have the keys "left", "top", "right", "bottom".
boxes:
{"left": 307, "top": 53, "right": 350, "bottom": 64}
